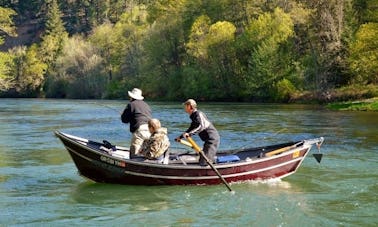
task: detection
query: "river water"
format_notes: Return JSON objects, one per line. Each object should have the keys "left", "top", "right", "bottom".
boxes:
{"left": 0, "top": 99, "right": 377, "bottom": 226}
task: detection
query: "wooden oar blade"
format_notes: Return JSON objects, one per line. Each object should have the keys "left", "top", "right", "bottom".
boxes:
{"left": 313, "top": 153, "right": 323, "bottom": 163}
{"left": 185, "top": 137, "right": 233, "bottom": 192}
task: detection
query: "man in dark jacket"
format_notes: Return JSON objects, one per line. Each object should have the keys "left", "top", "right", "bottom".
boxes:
{"left": 121, "top": 88, "right": 152, "bottom": 156}
{"left": 175, "top": 99, "right": 220, "bottom": 166}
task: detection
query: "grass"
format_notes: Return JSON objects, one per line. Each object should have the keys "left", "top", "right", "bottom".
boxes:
{"left": 291, "top": 84, "right": 378, "bottom": 111}
{"left": 326, "top": 97, "right": 378, "bottom": 111}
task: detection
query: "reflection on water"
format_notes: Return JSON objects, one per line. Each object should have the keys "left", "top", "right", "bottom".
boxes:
{"left": 0, "top": 99, "right": 377, "bottom": 226}
{"left": 71, "top": 182, "right": 172, "bottom": 211}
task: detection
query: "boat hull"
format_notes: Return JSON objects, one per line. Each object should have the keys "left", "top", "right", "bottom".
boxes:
{"left": 56, "top": 131, "right": 319, "bottom": 186}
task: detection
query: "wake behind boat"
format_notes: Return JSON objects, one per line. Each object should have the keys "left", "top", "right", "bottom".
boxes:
{"left": 54, "top": 131, "right": 324, "bottom": 186}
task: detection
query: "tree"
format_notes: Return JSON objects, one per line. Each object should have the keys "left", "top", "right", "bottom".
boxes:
{"left": 39, "top": 0, "right": 68, "bottom": 69}
{"left": 301, "top": 0, "right": 350, "bottom": 90}
{"left": 89, "top": 4, "right": 150, "bottom": 98}
{"left": 0, "top": 6, "right": 17, "bottom": 91}
{"left": 186, "top": 15, "right": 211, "bottom": 60}
{"left": 347, "top": 0, "right": 378, "bottom": 85}
{"left": 240, "top": 8, "right": 295, "bottom": 99}
{"left": 38, "top": 0, "right": 68, "bottom": 96}
{"left": 0, "top": 6, "right": 17, "bottom": 45}
{"left": 349, "top": 22, "right": 378, "bottom": 84}
{"left": 7, "top": 45, "right": 47, "bottom": 95}
{"left": 141, "top": 0, "right": 188, "bottom": 99}
{"left": 202, "top": 21, "right": 237, "bottom": 99}
{"left": 47, "top": 35, "right": 105, "bottom": 98}
{"left": 0, "top": 51, "right": 14, "bottom": 91}
{"left": 89, "top": 21, "right": 116, "bottom": 82}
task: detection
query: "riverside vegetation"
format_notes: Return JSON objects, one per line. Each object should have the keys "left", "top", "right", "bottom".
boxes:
{"left": 0, "top": 0, "right": 377, "bottom": 110}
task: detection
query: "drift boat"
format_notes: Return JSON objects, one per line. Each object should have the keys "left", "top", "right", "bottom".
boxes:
{"left": 55, "top": 131, "right": 324, "bottom": 186}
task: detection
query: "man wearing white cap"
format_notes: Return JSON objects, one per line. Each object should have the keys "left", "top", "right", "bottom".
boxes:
{"left": 121, "top": 88, "right": 152, "bottom": 156}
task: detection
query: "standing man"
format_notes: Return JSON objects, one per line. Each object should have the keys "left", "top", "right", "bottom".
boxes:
{"left": 175, "top": 99, "right": 220, "bottom": 166}
{"left": 121, "top": 88, "right": 152, "bottom": 156}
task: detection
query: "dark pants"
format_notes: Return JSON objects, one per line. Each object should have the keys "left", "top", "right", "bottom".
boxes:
{"left": 199, "top": 136, "right": 220, "bottom": 166}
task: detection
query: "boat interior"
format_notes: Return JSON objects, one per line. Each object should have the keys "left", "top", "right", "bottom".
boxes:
{"left": 80, "top": 135, "right": 302, "bottom": 166}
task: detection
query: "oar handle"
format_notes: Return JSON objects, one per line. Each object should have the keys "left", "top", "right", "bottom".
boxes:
{"left": 186, "top": 137, "right": 202, "bottom": 152}
{"left": 177, "top": 139, "right": 193, "bottom": 148}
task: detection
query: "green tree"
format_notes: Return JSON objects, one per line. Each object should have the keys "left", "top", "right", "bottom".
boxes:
{"left": 89, "top": 4, "right": 150, "bottom": 98}
{"left": 301, "top": 0, "right": 349, "bottom": 90}
{"left": 8, "top": 45, "right": 47, "bottom": 95}
{"left": 89, "top": 21, "right": 116, "bottom": 82}
{"left": 39, "top": 0, "right": 68, "bottom": 96}
{"left": 349, "top": 22, "right": 378, "bottom": 84}
{"left": 203, "top": 21, "right": 237, "bottom": 99}
{"left": 240, "top": 8, "right": 295, "bottom": 99}
{"left": 0, "top": 51, "right": 14, "bottom": 91}
{"left": 47, "top": 35, "right": 105, "bottom": 98}
{"left": 142, "top": 0, "right": 187, "bottom": 99}
{"left": 0, "top": 6, "right": 17, "bottom": 91}
{"left": 347, "top": 0, "right": 378, "bottom": 85}
{"left": 39, "top": 0, "right": 68, "bottom": 69}
{"left": 0, "top": 6, "right": 17, "bottom": 45}
{"left": 186, "top": 15, "right": 211, "bottom": 60}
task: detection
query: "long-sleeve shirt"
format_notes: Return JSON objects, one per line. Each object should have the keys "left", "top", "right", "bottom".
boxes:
{"left": 121, "top": 100, "right": 152, "bottom": 132}
{"left": 186, "top": 110, "right": 219, "bottom": 142}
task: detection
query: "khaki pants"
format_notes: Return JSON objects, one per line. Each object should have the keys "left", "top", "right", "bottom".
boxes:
{"left": 130, "top": 124, "right": 151, "bottom": 155}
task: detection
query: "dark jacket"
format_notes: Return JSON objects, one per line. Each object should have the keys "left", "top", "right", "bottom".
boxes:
{"left": 121, "top": 100, "right": 152, "bottom": 132}
{"left": 186, "top": 110, "right": 219, "bottom": 142}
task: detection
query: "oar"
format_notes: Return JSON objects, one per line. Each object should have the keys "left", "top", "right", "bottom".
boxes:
{"left": 265, "top": 141, "right": 303, "bottom": 157}
{"left": 178, "top": 139, "right": 193, "bottom": 148}
{"left": 178, "top": 137, "right": 233, "bottom": 192}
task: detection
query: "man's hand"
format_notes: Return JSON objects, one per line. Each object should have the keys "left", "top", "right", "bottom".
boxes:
{"left": 175, "top": 133, "right": 189, "bottom": 142}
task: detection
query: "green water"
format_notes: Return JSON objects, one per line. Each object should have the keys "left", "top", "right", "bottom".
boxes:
{"left": 0, "top": 99, "right": 377, "bottom": 226}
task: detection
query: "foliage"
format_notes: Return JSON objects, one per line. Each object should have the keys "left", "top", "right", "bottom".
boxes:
{"left": 348, "top": 22, "right": 378, "bottom": 84}
{"left": 240, "top": 8, "right": 295, "bottom": 100}
{"left": 0, "top": 0, "right": 377, "bottom": 103}
{"left": 327, "top": 97, "right": 378, "bottom": 111}
{"left": 39, "top": 0, "right": 68, "bottom": 68}
{"left": 0, "top": 51, "right": 14, "bottom": 91}
{"left": 111, "top": 5, "right": 149, "bottom": 89}
{"left": 291, "top": 84, "right": 378, "bottom": 103}
{"left": 141, "top": 0, "right": 187, "bottom": 99}
{"left": 274, "top": 79, "right": 297, "bottom": 102}
{"left": 0, "top": 6, "right": 17, "bottom": 92}
{"left": 7, "top": 45, "right": 46, "bottom": 95}
{"left": 186, "top": 15, "right": 211, "bottom": 60}
{"left": 38, "top": 0, "right": 68, "bottom": 97}
{"left": 46, "top": 35, "right": 105, "bottom": 98}
{"left": 0, "top": 6, "right": 17, "bottom": 45}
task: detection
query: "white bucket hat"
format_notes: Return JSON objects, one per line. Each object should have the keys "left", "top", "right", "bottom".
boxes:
{"left": 128, "top": 88, "right": 144, "bottom": 100}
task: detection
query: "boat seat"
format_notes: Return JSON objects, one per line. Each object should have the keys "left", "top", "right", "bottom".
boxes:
{"left": 169, "top": 154, "right": 199, "bottom": 165}
{"left": 216, "top": 155, "right": 240, "bottom": 163}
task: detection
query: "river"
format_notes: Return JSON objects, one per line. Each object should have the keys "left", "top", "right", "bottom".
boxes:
{"left": 0, "top": 99, "right": 377, "bottom": 226}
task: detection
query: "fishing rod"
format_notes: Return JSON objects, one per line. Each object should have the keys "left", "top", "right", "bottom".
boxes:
{"left": 94, "top": 102, "right": 122, "bottom": 114}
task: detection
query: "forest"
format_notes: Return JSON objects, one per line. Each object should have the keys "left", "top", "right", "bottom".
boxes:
{"left": 0, "top": 0, "right": 377, "bottom": 103}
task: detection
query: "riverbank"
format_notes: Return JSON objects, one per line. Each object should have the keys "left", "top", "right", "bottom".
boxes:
{"left": 326, "top": 97, "right": 378, "bottom": 111}
{"left": 2, "top": 84, "right": 378, "bottom": 112}
{"left": 290, "top": 84, "right": 378, "bottom": 111}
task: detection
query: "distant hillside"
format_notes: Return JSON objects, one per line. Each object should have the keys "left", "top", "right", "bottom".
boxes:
{"left": 0, "top": 19, "right": 43, "bottom": 51}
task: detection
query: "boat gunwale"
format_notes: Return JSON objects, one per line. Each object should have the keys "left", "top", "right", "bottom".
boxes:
{"left": 65, "top": 145, "right": 308, "bottom": 181}
{"left": 55, "top": 131, "right": 313, "bottom": 170}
